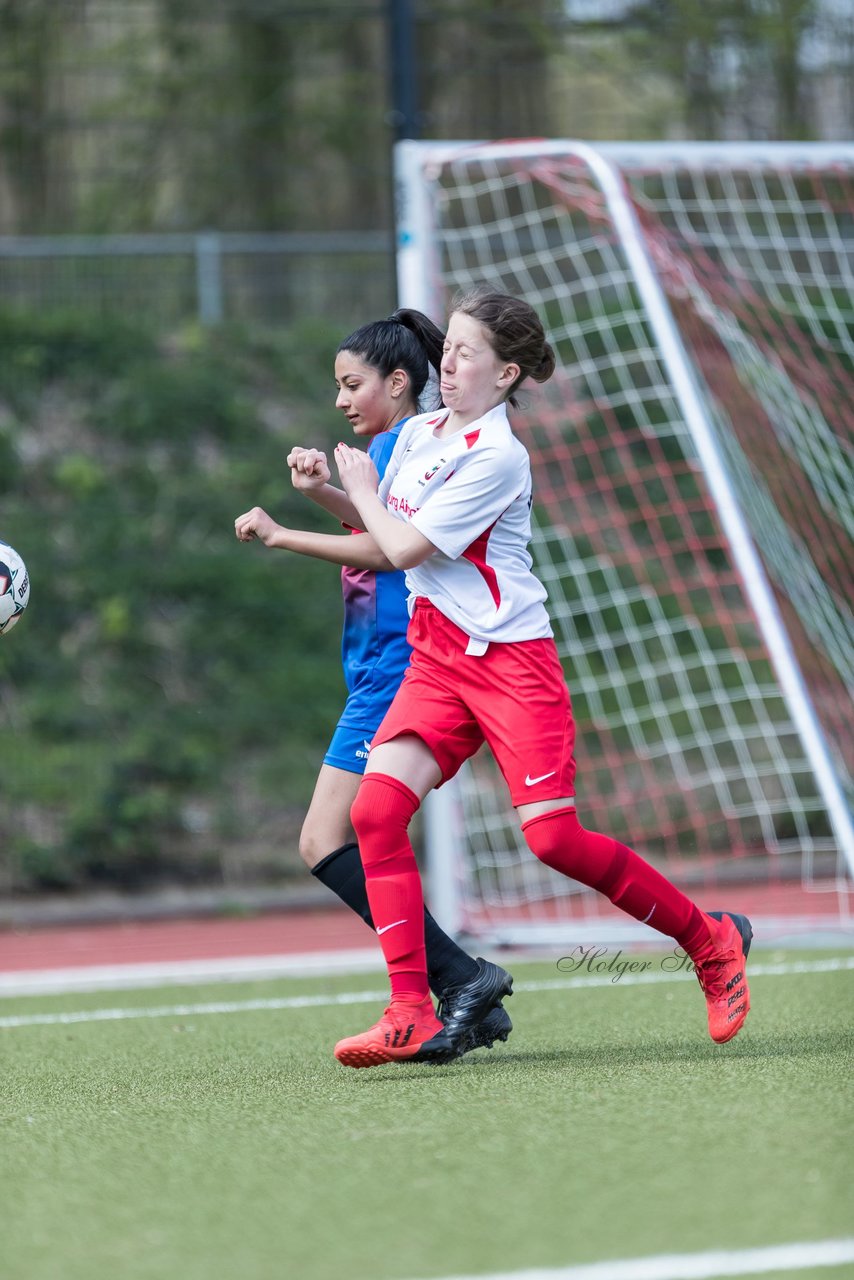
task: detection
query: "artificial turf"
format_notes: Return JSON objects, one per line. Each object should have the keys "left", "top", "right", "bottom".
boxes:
{"left": 2, "top": 953, "right": 852, "bottom": 1280}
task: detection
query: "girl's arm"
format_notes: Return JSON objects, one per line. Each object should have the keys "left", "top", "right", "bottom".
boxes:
{"left": 334, "top": 443, "right": 437, "bottom": 570}
{"left": 234, "top": 505, "right": 394, "bottom": 571}
{"left": 288, "top": 446, "right": 366, "bottom": 530}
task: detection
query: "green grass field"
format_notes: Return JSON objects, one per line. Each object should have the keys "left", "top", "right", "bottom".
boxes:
{"left": 2, "top": 952, "right": 853, "bottom": 1280}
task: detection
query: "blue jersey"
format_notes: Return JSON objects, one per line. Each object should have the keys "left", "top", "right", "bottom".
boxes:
{"left": 334, "top": 421, "right": 412, "bottom": 741}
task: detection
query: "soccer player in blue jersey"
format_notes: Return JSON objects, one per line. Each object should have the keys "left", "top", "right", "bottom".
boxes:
{"left": 235, "top": 310, "right": 512, "bottom": 1060}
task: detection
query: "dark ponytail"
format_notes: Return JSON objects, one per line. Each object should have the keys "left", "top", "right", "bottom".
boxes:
{"left": 337, "top": 308, "right": 445, "bottom": 410}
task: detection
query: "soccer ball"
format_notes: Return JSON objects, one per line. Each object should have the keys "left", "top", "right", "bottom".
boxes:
{"left": 0, "top": 541, "right": 30, "bottom": 634}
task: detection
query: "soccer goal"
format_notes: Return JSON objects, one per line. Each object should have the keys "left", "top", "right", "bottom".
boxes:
{"left": 395, "top": 139, "right": 854, "bottom": 945}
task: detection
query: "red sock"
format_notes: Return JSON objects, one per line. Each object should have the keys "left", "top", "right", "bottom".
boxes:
{"left": 521, "top": 807, "right": 713, "bottom": 955}
{"left": 350, "top": 772, "right": 429, "bottom": 1001}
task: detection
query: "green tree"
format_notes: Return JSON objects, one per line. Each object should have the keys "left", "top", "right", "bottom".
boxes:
{"left": 0, "top": 0, "right": 62, "bottom": 230}
{"left": 628, "top": 0, "right": 824, "bottom": 139}
{"left": 0, "top": 308, "right": 349, "bottom": 892}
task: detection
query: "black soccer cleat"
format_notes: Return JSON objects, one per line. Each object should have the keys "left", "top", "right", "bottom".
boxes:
{"left": 415, "top": 996, "right": 514, "bottom": 1066}
{"left": 466, "top": 1002, "right": 513, "bottom": 1052}
{"left": 407, "top": 958, "right": 514, "bottom": 1065}
{"left": 435, "top": 957, "right": 513, "bottom": 1053}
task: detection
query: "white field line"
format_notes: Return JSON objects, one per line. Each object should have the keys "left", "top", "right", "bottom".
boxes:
{"left": 0, "top": 947, "right": 387, "bottom": 997}
{"left": 2, "top": 941, "right": 853, "bottom": 999}
{"left": 0, "top": 954, "right": 851, "bottom": 1029}
{"left": 417, "top": 1237, "right": 854, "bottom": 1279}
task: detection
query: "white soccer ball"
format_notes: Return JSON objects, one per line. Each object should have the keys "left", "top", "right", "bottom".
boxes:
{"left": 0, "top": 541, "right": 30, "bottom": 635}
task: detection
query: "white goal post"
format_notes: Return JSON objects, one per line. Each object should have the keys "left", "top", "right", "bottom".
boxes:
{"left": 394, "top": 139, "right": 854, "bottom": 945}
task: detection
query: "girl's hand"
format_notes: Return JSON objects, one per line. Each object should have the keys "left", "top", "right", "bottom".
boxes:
{"left": 334, "top": 442, "right": 379, "bottom": 500}
{"left": 234, "top": 506, "right": 281, "bottom": 546}
{"left": 287, "top": 447, "right": 331, "bottom": 491}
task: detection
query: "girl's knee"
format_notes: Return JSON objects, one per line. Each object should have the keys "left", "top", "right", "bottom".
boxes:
{"left": 298, "top": 831, "right": 324, "bottom": 869}
{"left": 521, "top": 806, "right": 582, "bottom": 866}
{"left": 350, "top": 772, "right": 421, "bottom": 854}
{"left": 298, "top": 813, "right": 350, "bottom": 869}
{"left": 349, "top": 782, "right": 379, "bottom": 842}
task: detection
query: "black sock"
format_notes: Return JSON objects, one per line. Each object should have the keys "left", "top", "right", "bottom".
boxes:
{"left": 311, "top": 841, "right": 479, "bottom": 995}
{"left": 311, "top": 842, "right": 374, "bottom": 928}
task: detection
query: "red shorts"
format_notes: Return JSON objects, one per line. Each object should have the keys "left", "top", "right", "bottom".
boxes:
{"left": 372, "top": 599, "right": 576, "bottom": 807}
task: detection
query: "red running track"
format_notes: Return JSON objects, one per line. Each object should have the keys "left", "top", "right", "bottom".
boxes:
{"left": 0, "top": 907, "right": 376, "bottom": 973}
{"left": 0, "top": 882, "right": 849, "bottom": 977}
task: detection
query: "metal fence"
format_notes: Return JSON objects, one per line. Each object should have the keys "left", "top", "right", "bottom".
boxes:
{"left": 0, "top": 231, "right": 396, "bottom": 328}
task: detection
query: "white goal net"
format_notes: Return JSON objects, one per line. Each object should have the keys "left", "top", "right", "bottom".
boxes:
{"left": 395, "top": 140, "right": 854, "bottom": 945}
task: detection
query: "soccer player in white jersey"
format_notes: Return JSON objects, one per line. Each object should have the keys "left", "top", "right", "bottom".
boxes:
{"left": 329, "top": 287, "right": 753, "bottom": 1069}
{"left": 235, "top": 310, "right": 512, "bottom": 1062}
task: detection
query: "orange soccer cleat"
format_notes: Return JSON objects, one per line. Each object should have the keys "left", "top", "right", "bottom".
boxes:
{"left": 695, "top": 910, "right": 753, "bottom": 1044}
{"left": 333, "top": 995, "right": 454, "bottom": 1069}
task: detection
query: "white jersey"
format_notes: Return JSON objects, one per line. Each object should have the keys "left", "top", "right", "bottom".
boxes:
{"left": 377, "top": 403, "right": 552, "bottom": 647}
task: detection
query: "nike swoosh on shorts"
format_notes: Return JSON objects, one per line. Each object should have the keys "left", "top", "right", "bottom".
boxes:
{"left": 525, "top": 771, "right": 556, "bottom": 786}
